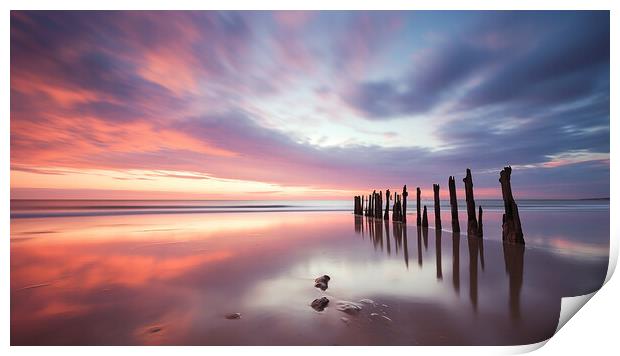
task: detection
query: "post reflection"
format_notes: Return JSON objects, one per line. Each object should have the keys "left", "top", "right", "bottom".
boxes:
{"left": 503, "top": 243, "right": 525, "bottom": 321}
{"left": 354, "top": 215, "right": 362, "bottom": 235}
{"left": 392, "top": 221, "right": 402, "bottom": 254}
{"left": 384, "top": 220, "right": 391, "bottom": 255}
{"left": 375, "top": 219, "right": 384, "bottom": 251}
{"left": 355, "top": 216, "right": 521, "bottom": 319}
{"left": 435, "top": 229, "right": 442, "bottom": 280}
{"left": 402, "top": 224, "right": 409, "bottom": 268}
{"left": 467, "top": 235, "right": 484, "bottom": 312}
{"left": 452, "top": 232, "right": 460, "bottom": 295}
{"left": 417, "top": 225, "right": 423, "bottom": 267}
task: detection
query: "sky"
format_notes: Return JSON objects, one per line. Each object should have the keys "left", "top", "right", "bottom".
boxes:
{"left": 10, "top": 11, "right": 610, "bottom": 200}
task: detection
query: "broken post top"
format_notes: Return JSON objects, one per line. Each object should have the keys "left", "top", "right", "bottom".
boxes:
{"left": 463, "top": 168, "right": 472, "bottom": 184}
{"left": 499, "top": 166, "right": 515, "bottom": 201}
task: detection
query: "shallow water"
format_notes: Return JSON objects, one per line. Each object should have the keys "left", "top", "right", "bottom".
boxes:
{"left": 10, "top": 205, "right": 608, "bottom": 345}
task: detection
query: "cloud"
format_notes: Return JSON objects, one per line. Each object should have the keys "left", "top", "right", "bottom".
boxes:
{"left": 342, "top": 11, "right": 609, "bottom": 119}
{"left": 10, "top": 11, "right": 610, "bottom": 199}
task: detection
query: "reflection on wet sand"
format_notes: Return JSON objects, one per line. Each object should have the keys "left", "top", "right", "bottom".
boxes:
{"left": 467, "top": 235, "right": 483, "bottom": 312}
{"left": 10, "top": 211, "right": 607, "bottom": 345}
{"left": 504, "top": 243, "right": 525, "bottom": 321}
{"left": 452, "top": 232, "right": 460, "bottom": 294}
{"left": 436, "top": 229, "right": 442, "bottom": 280}
{"left": 358, "top": 216, "right": 524, "bottom": 318}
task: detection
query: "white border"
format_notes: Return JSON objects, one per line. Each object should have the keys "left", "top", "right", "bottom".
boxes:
{"left": 3, "top": 1, "right": 617, "bottom": 355}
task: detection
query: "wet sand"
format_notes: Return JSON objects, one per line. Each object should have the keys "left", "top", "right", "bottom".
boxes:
{"left": 10, "top": 209, "right": 608, "bottom": 345}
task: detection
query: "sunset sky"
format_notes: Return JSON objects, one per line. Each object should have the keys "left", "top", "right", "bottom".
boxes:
{"left": 10, "top": 11, "right": 610, "bottom": 200}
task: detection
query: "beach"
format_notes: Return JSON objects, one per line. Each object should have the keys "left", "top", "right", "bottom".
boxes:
{"left": 10, "top": 200, "right": 609, "bottom": 345}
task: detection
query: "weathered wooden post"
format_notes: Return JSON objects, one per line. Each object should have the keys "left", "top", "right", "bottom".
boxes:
{"left": 396, "top": 193, "right": 402, "bottom": 222}
{"left": 422, "top": 205, "right": 428, "bottom": 227}
{"left": 433, "top": 184, "right": 441, "bottom": 230}
{"left": 371, "top": 191, "right": 376, "bottom": 218}
{"left": 477, "top": 206, "right": 483, "bottom": 237}
{"left": 448, "top": 176, "right": 460, "bottom": 233}
{"left": 384, "top": 189, "right": 391, "bottom": 220}
{"left": 416, "top": 187, "right": 421, "bottom": 226}
{"left": 402, "top": 185, "right": 408, "bottom": 223}
{"left": 463, "top": 169, "right": 479, "bottom": 236}
{"left": 362, "top": 195, "right": 368, "bottom": 215}
{"left": 394, "top": 193, "right": 402, "bottom": 222}
{"left": 358, "top": 195, "right": 362, "bottom": 215}
{"left": 392, "top": 193, "right": 398, "bottom": 221}
{"left": 499, "top": 166, "right": 525, "bottom": 244}
{"left": 354, "top": 196, "right": 362, "bottom": 215}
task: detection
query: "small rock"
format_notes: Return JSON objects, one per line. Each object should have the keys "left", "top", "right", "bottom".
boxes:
{"left": 311, "top": 297, "right": 329, "bottom": 311}
{"left": 225, "top": 312, "right": 241, "bottom": 320}
{"left": 369, "top": 313, "right": 392, "bottom": 322}
{"left": 336, "top": 300, "right": 363, "bottom": 314}
{"left": 147, "top": 326, "right": 163, "bottom": 333}
{"left": 359, "top": 298, "right": 375, "bottom": 305}
{"left": 382, "top": 304, "right": 389, "bottom": 308}
{"left": 341, "top": 317, "right": 350, "bottom": 324}
{"left": 314, "top": 275, "right": 331, "bottom": 291}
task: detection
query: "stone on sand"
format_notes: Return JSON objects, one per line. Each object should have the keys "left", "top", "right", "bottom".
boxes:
{"left": 314, "top": 275, "right": 331, "bottom": 291}
{"left": 225, "top": 313, "right": 241, "bottom": 320}
{"left": 336, "top": 300, "right": 363, "bottom": 314}
{"left": 359, "top": 298, "right": 375, "bottom": 305}
{"left": 311, "top": 297, "right": 329, "bottom": 311}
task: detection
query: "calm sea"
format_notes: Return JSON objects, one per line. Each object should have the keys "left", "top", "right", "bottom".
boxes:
{"left": 10, "top": 198, "right": 609, "bottom": 219}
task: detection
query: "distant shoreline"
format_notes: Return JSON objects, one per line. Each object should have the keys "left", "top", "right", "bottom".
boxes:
{"left": 8, "top": 197, "right": 612, "bottom": 202}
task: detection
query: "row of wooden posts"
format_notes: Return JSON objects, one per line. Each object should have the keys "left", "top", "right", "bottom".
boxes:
{"left": 353, "top": 166, "right": 525, "bottom": 245}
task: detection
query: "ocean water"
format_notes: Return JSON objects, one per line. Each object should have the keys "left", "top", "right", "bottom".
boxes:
{"left": 10, "top": 199, "right": 609, "bottom": 345}
{"left": 10, "top": 198, "right": 610, "bottom": 218}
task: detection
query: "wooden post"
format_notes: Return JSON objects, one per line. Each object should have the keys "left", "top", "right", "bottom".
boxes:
{"left": 370, "top": 191, "right": 375, "bottom": 218}
{"left": 392, "top": 193, "right": 398, "bottom": 222}
{"left": 462, "top": 168, "right": 479, "bottom": 236}
{"left": 433, "top": 184, "right": 441, "bottom": 230}
{"left": 448, "top": 176, "right": 460, "bottom": 233}
{"left": 394, "top": 193, "right": 401, "bottom": 222}
{"left": 384, "top": 190, "right": 390, "bottom": 220}
{"left": 397, "top": 194, "right": 402, "bottom": 222}
{"left": 402, "top": 185, "right": 408, "bottom": 224}
{"left": 499, "top": 166, "right": 525, "bottom": 244}
{"left": 422, "top": 205, "right": 428, "bottom": 227}
{"left": 416, "top": 187, "right": 421, "bottom": 226}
